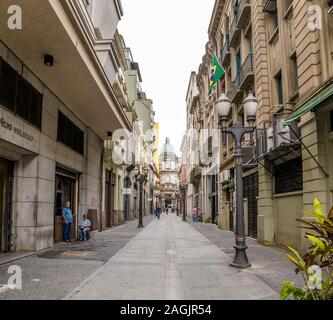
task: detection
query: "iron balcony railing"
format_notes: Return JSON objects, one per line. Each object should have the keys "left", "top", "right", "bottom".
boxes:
{"left": 230, "top": 53, "right": 254, "bottom": 101}
{"left": 231, "top": 71, "right": 242, "bottom": 101}
{"left": 237, "top": 0, "right": 251, "bottom": 28}
{"left": 221, "top": 34, "right": 230, "bottom": 65}
{"left": 229, "top": 14, "right": 241, "bottom": 47}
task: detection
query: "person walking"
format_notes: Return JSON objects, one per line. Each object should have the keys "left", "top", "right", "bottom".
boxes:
{"left": 62, "top": 201, "right": 74, "bottom": 243}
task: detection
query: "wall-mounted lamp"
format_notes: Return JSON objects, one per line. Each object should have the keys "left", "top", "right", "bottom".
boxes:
{"left": 44, "top": 54, "right": 54, "bottom": 67}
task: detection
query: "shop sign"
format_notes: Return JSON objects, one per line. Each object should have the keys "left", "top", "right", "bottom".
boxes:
{"left": 0, "top": 117, "right": 34, "bottom": 142}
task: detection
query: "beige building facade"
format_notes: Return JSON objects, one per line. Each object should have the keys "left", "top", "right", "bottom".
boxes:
{"left": 183, "top": 0, "right": 333, "bottom": 251}
{"left": 0, "top": 0, "right": 138, "bottom": 253}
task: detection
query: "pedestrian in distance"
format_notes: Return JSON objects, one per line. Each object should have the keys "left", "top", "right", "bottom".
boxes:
{"left": 192, "top": 208, "right": 198, "bottom": 222}
{"left": 62, "top": 201, "right": 74, "bottom": 243}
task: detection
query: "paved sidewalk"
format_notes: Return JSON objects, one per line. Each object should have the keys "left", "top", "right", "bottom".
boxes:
{"left": 0, "top": 216, "right": 154, "bottom": 300}
{"left": 189, "top": 220, "right": 303, "bottom": 294}
{"left": 66, "top": 214, "right": 279, "bottom": 300}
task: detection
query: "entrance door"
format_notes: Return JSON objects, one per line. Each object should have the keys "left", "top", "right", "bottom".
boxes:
{"left": 105, "top": 170, "right": 115, "bottom": 228}
{"left": 0, "top": 158, "right": 13, "bottom": 252}
{"left": 243, "top": 173, "right": 258, "bottom": 238}
{"left": 211, "top": 175, "right": 218, "bottom": 224}
{"left": 54, "top": 168, "right": 78, "bottom": 243}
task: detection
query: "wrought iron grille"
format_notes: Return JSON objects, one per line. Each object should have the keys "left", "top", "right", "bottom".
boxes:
{"left": 275, "top": 157, "right": 303, "bottom": 194}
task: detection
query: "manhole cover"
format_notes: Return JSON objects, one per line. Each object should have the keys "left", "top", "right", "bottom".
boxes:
{"left": 62, "top": 251, "right": 91, "bottom": 257}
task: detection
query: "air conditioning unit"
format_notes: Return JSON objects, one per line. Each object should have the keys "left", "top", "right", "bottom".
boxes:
{"left": 266, "top": 127, "right": 274, "bottom": 151}
{"left": 276, "top": 121, "right": 291, "bottom": 147}
{"left": 219, "top": 170, "right": 231, "bottom": 184}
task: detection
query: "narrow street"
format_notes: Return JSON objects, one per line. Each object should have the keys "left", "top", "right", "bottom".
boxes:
{"left": 1, "top": 214, "right": 301, "bottom": 300}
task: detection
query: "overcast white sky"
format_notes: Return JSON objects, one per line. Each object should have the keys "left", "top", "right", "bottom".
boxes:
{"left": 119, "top": 0, "right": 215, "bottom": 155}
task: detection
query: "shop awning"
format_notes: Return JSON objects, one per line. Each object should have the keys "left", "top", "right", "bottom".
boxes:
{"left": 284, "top": 82, "right": 333, "bottom": 125}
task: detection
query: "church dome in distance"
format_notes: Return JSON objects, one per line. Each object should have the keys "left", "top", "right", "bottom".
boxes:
{"left": 159, "top": 138, "right": 177, "bottom": 161}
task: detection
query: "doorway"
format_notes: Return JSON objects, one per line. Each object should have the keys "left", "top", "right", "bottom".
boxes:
{"left": 243, "top": 172, "right": 259, "bottom": 238}
{"left": 105, "top": 170, "right": 115, "bottom": 228}
{"left": 211, "top": 175, "right": 218, "bottom": 224}
{"left": 0, "top": 158, "right": 13, "bottom": 252}
{"left": 54, "top": 167, "right": 78, "bottom": 243}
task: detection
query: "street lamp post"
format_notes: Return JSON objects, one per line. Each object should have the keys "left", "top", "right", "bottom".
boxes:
{"left": 135, "top": 167, "right": 149, "bottom": 228}
{"left": 180, "top": 184, "right": 187, "bottom": 222}
{"left": 176, "top": 194, "right": 179, "bottom": 216}
{"left": 215, "top": 91, "right": 258, "bottom": 269}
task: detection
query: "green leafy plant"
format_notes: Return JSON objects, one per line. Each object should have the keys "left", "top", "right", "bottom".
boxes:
{"left": 280, "top": 198, "right": 333, "bottom": 300}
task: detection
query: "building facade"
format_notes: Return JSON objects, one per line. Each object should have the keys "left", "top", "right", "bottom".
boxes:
{"left": 182, "top": 0, "right": 333, "bottom": 251}
{"left": 0, "top": 0, "right": 133, "bottom": 252}
{"left": 158, "top": 138, "right": 180, "bottom": 211}
{"left": 0, "top": 0, "right": 156, "bottom": 253}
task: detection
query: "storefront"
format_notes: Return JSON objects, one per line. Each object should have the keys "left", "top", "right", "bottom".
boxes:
{"left": 54, "top": 166, "right": 79, "bottom": 243}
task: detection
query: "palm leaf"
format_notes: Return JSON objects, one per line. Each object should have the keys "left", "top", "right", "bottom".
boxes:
{"left": 287, "top": 245, "right": 306, "bottom": 268}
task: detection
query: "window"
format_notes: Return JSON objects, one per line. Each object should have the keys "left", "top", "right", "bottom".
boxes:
{"left": 290, "top": 52, "right": 298, "bottom": 95}
{"left": 273, "top": 8, "right": 279, "bottom": 29}
{"left": 275, "top": 72, "right": 284, "bottom": 105}
{"left": 0, "top": 58, "right": 43, "bottom": 128}
{"left": 0, "top": 59, "right": 16, "bottom": 112}
{"left": 264, "top": 0, "right": 279, "bottom": 38}
{"left": 275, "top": 157, "right": 303, "bottom": 194}
{"left": 57, "top": 111, "right": 84, "bottom": 155}
{"left": 236, "top": 50, "right": 242, "bottom": 74}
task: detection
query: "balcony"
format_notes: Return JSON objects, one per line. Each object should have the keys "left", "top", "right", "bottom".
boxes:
{"left": 236, "top": 0, "right": 251, "bottom": 29}
{"left": 230, "top": 54, "right": 254, "bottom": 103}
{"left": 230, "top": 72, "right": 243, "bottom": 103}
{"left": 263, "top": 0, "right": 277, "bottom": 12}
{"left": 113, "top": 68, "right": 129, "bottom": 110}
{"left": 229, "top": 16, "right": 241, "bottom": 48}
{"left": 221, "top": 35, "right": 230, "bottom": 66}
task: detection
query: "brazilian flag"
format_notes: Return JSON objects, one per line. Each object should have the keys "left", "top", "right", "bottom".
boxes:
{"left": 209, "top": 52, "right": 225, "bottom": 95}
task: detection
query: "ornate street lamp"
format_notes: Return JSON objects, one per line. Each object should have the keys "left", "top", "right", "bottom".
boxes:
{"left": 134, "top": 166, "right": 149, "bottom": 228}
{"left": 180, "top": 184, "right": 187, "bottom": 222}
{"left": 215, "top": 90, "right": 258, "bottom": 269}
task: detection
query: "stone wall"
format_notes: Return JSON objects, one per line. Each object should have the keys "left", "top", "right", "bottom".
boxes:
{"left": 0, "top": 42, "right": 103, "bottom": 252}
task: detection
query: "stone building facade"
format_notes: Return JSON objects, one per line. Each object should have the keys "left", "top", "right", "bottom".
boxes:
{"left": 158, "top": 138, "right": 180, "bottom": 211}
{"left": 0, "top": 0, "right": 141, "bottom": 253}
{"left": 182, "top": 0, "right": 333, "bottom": 251}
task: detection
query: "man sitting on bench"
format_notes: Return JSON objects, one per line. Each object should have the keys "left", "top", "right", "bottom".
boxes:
{"left": 79, "top": 214, "right": 91, "bottom": 241}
